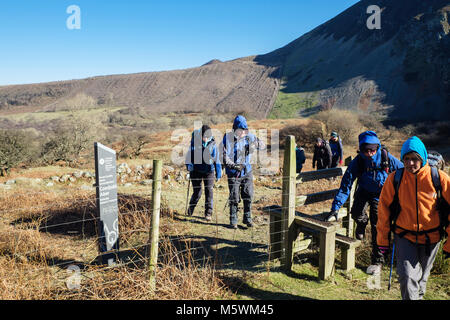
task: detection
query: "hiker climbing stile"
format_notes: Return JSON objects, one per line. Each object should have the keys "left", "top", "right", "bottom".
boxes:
{"left": 329, "top": 131, "right": 343, "bottom": 168}
{"left": 377, "top": 137, "right": 450, "bottom": 300}
{"left": 222, "top": 115, "right": 266, "bottom": 229}
{"left": 185, "top": 125, "right": 222, "bottom": 221}
{"left": 323, "top": 131, "right": 403, "bottom": 275}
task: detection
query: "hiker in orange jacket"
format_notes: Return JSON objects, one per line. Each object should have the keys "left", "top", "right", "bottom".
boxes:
{"left": 377, "top": 136, "right": 450, "bottom": 300}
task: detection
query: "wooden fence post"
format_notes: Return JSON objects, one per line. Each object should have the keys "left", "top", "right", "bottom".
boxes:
{"left": 281, "top": 135, "right": 296, "bottom": 271}
{"left": 149, "top": 159, "right": 162, "bottom": 291}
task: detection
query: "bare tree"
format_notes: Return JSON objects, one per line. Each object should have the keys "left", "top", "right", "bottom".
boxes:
{"left": 41, "top": 118, "right": 98, "bottom": 165}
{"left": 118, "top": 132, "right": 151, "bottom": 159}
{"left": 0, "top": 130, "right": 33, "bottom": 176}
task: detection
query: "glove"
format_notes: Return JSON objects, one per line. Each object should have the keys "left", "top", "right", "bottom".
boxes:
{"left": 379, "top": 246, "right": 389, "bottom": 255}
{"left": 231, "top": 163, "right": 244, "bottom": 171}
{"left": 339, "top": 160, "right": 343, "bottom": 166}
{"left": 187, "top": 164, "right": 194, "bottom": 172}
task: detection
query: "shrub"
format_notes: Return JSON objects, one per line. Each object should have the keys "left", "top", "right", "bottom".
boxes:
{"left": 0, "top": 129, "right": 36, "bottom": 176}
{"left": 313, "top": 109, "right": 364, "bottom": 146}
{"left": 279, "top": 120, "right": 324, "bottom": 151}
{"left": 40, "top": 118, "right": 99, "bottom": 165}
{"left": 60, "top": 93, "right": 97, "bottom": 111}
{"left": 117, "top": 132, "right": 151, "bottom": 159}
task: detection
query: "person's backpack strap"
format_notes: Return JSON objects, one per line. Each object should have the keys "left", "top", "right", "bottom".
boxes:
{"left": 380, "top": 145, "right": 390, "bottom": 173}
{"left": 389, "top": 168, "right": 404, "bottom": 235}
{"left": 430, "top": 166, "right": 450, "bottom": 238}
{"left": 430, "top": 166, "right": 441, "bottom": 196}
{"left": 356, "top": 153, "right": 364, "bottom": 178}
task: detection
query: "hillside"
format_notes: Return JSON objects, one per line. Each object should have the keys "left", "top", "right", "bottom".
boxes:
{"left": 263, "top": 0, "right": 450, "bottom": 123}
{"left": 0, "top": 0, "right": 449, "bottom": 125}
{"left": 0, "top": 57, "right": 280, "bottom": 119}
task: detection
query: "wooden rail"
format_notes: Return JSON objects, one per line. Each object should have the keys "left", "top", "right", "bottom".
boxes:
{"left": 296, "top": 167, "right": 346, "bottom": 183}
{"left": 296, "top": 189, "right": 339, "bottom": 206}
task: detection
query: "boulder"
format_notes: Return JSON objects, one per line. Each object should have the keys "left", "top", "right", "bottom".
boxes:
{"left": 73, "top": 171, "right": 83, "bottom": 178}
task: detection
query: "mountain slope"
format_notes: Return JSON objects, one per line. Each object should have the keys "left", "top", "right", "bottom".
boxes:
{"left": 0, "top": 57, "right": 281, "bottom": 118}
{"left": 259, "top": 0, "right": 450, "bottom": 122}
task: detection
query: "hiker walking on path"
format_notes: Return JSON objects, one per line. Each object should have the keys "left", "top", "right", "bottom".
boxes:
{"left": 312, "top": 137, "right": 332, "bottom": 170}
{"left": 185, "top": 125, "right": 222, "bottom": 221}
{"left": 296, "top": 144, "right": 306, "bottom": 174}
{"left": 323, "top": 131, "right": 403, "bottom": 274}
{"left": 329, "top": 131, "right": 343, "bottom": 168}
{"left": 377, "top": 137, "right": 450, "bottom": 300}
{"left": 222, "top": 115, "right": 266, "bottom": 229}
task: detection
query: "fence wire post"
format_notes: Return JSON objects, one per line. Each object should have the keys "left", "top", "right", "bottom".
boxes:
{"left": 282, "top": 135, "right": 296, "bottom": 271}
{"left": 149, "top": 159, "right": 162, "bottom": 292}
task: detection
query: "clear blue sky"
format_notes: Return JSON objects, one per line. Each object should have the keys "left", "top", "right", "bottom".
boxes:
{"left": 0, "top": 0, "right": 359, "bottom": 86}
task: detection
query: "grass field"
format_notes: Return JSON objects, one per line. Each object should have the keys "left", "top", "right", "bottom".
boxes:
{"left": 0, "top": 117, "right": 448, "bottom": 300}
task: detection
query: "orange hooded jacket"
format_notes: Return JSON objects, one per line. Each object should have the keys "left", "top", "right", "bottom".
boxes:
{"left": 377, "top": 164, "right": 450, "bottom": 254}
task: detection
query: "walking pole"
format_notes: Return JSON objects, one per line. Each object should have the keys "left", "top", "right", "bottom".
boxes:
{"left": 388, "top": 242, "right": 395, "bottom": 290}
{"left": 184, "top": 174, "right": 191, "bottom": 219}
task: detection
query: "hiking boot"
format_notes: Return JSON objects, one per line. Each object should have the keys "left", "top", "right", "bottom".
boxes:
{"left": 244, "top": 220, "right": 254, "bottom": 228}
{"left": 205, "top": 215, "right": 212, "bottom": 221}
{"left": 366, "top": 264, "right": 381, "bottom": 275}
{"left": 230, "top": 223, "right": 238, "bottom": 229}
{"left": 324, "top": 210, "right": 339, "bottom": 222}
{"left": 355, "top": 223, "right": 365, "bottom": 240}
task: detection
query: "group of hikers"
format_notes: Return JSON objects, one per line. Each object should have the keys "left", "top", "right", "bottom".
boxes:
{"left": 184, "top": 115, "right": 449, "bottom": 300}
{"left": 295, "top": 131, "right": 343, "bottom": 173}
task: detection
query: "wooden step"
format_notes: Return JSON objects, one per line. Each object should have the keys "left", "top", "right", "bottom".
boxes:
{"left": 335, "top": 234, "right": 361, "bottom": 249}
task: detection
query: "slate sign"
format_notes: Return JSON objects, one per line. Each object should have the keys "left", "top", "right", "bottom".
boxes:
{"left": 94, "top": 142, "right": 119, "bottom": 265}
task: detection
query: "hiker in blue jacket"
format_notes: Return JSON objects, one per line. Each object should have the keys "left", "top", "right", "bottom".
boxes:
{"left": 185, "top": 125, "right": 222, "bottom": 221}
{"left": 222, "top": 115, "right": 266, "bottom": 229}
{"left": 323, "top": 130, "right": 403, "bottom": 274}
{"left": 296, "top": 144, "right": 306, "bottom": 174}
{"left": 329, "top": 131, "right": 343, "bottom": 168}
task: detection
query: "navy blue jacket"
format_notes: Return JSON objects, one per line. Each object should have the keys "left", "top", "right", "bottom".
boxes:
{"left": 296, "top": 147, "right": 306, "bottom": 173}
{"left": 331, "top": 131, "right": 403, "bottom": 211}
{"left": 222, "top": 115, "right": 265, "bottom": 177}
{"left": 329, "top": 137, "right": 343, "bottom": 160}
{"left": 185, "top": 130, "right": 222, "bottom": 179}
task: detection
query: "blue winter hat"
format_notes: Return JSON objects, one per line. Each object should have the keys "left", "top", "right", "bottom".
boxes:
{"left": 358, "top": 131, "right": 380, "bottom": 149}
{"left": 401, "top": 136, "right": 428, "bottom": 167}
{"left": 232, "top": 115, "right": 248, "bottom": 130}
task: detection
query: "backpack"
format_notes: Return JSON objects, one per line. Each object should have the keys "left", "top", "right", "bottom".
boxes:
{"left": 428, "top": 150, "right": 445, "bottom": 170}
{"left": 356, "top": 144, "right": 391, "bottom": 178}
{"left": 223, "top": 133, "right": 251, "bottom": 171}
{"left": 389, "top": 152, "right": 449, "bottom": 252}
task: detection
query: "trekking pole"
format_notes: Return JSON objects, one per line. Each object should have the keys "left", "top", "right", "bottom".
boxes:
{"left": 388, "top": 242, "right": 395, "bottom": 291}
{"left": 184, "top": 174, "right": 191, "bottom": 219}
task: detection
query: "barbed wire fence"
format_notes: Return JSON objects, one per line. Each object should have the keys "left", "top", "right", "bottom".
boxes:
{"left": 0, "top": 135, "right": 350, "bottom": 298}
{"left": 0, "top": 171, "right": 296, "bottom": 297}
